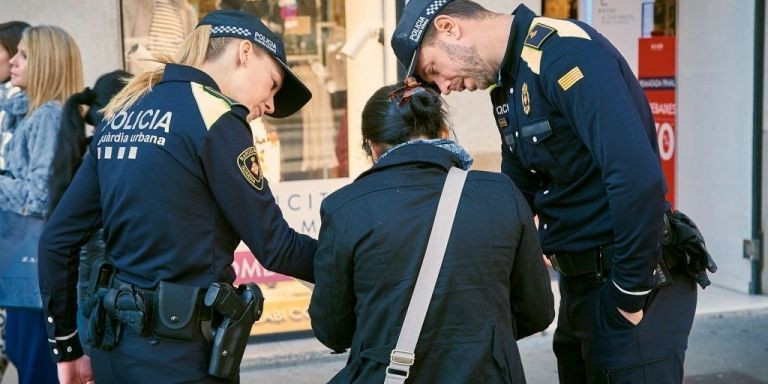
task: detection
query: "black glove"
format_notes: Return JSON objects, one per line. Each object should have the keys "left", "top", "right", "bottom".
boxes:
{"left": 662, "top": 210, "right": 718, "bottom": 288}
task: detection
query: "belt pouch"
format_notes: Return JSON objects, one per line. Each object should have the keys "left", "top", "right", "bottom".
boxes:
{"left": 152, "top": 281, "right": 201, "bottom": 340}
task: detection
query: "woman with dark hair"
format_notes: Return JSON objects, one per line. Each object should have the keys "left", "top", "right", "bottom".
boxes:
{"left": 49, "top": 69, "right": 132, "bottom": 354}
{"left": 0, "top": 21, "right": 30, "bottom": 172}
{"left": 309, "top": 79, "right": 555, "bottom": 383}
{"left": 0, "top": 18, "right": 29, "bottom": 384}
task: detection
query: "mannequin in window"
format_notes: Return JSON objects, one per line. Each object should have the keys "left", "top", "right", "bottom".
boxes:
{"left": 122, "top": 0, "right": 198, "bottom": 73}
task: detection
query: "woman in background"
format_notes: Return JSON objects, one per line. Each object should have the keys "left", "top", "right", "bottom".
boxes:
{"left": 0, "top": 19, "right": 30, "bottom": 383}
{"left": 50, "top": 69, "right": 131, "bottom": 356}
{"left": 1, "top": 24, "right": 83, "bottom": 384}
{"left": 0, "top": 21, "right": 29, "bottom": 172}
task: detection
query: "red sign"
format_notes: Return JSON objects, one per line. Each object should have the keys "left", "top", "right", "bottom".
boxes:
{"left": 232, "top": 251, "right": 293, "bottom": 285}
{"left": 639, "top": 36, "right": 676, "bottom": 207}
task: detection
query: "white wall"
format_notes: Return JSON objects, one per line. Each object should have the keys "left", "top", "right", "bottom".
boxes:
{"left": 587, "top": 0, "right": 643, "bottom": 76}
{"left": 346, "top": 1, "right": 390, "bottom": 176}
{"left": 678, "top": 0, "right": 755, "bottom": 293}
{"left": 3, "top": 0, "right": 123, "bottom": 87}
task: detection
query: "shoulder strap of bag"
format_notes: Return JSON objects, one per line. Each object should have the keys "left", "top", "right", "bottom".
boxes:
{"left": 384, "top": 166, "right": 469, "bottom": 384}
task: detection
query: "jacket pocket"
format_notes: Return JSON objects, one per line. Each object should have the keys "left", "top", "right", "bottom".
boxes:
{"left": 519, "top": 118, "right": 571, "bottom": 183}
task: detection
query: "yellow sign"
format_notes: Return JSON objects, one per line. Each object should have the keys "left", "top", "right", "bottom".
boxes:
{"left": 250, "top": 280, "right": 313, "bottom": 335}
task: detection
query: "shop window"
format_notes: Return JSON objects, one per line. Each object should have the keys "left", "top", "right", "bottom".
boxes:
{"left": 120, "top": 0, "right": 349, "bottom": 182}
{"left": 542, "top": 0, "right": 578, "bottom": 19}
{"left": 652, "top": 0, "right": 676, "bottom": 36}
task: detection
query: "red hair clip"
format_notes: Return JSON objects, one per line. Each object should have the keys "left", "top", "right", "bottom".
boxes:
{"left": 388, "top": 77, "right": 425, "bottom": 107}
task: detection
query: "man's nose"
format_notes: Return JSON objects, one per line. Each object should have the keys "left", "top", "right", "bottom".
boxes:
{"left": 436, "top": 78, "right": 452, "bottom": 95}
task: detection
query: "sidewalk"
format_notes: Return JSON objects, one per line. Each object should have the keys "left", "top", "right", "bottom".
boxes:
{"left": 239, "top": 282, "right": 768, "bottom": 371}
{"left": 1, "top": 283, "right": 766, "bottom": 384}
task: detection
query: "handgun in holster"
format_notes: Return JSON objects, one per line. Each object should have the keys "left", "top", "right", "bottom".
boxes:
{"left": 205, "top": 282, "right": 265, "bottom": 380}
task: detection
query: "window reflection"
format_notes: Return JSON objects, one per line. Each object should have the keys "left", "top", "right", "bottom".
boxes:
{"left": 121, "top": 0, "right": 349, "bottom": 181}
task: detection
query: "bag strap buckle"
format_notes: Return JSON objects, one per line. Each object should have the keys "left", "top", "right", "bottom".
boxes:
{"left": 385, "top": 350, "right": 415, "bottom": 381}
{"left": 389, "top": 349, "right": 415, "bottom": 366}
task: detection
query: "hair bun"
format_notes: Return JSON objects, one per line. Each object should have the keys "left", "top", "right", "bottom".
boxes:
{"left": 408, "top": 89, "right": 441, "bottom": 119}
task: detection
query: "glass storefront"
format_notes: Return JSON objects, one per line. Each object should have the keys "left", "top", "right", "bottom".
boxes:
{"left": 121, "top": 0, "right": 350, "bottom": 183}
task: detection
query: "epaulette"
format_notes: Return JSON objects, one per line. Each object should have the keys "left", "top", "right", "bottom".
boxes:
{"left": 524, "top": 23, "right": 556, "bottom": 50}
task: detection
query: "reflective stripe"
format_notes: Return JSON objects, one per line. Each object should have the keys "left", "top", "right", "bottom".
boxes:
{"left": 190, "top": 83, "right": 231, "bottom": 130}
{"left": 612, "top": 280, "right": 652, "bottom": 296}
{"left": 54, "top": 330, "right": 78, "bottom": 341}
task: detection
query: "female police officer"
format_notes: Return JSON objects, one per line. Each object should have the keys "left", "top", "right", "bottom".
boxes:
{"left": 37, "top": 10, "right": 315, "bottom": 384}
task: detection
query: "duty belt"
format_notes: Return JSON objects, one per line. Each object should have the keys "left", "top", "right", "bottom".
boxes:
{"left": 548, "top": 246, "right": 615, "bottom": 278}
{"left": 103, "top": 278, "right": 213, "bottom": 340}
{"left": 548, "top": 246, "right": 679, "bottom": 278}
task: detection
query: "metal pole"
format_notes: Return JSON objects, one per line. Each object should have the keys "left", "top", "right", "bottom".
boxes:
{"left": 750, "top": 0, "right": 764, "bottom": 295}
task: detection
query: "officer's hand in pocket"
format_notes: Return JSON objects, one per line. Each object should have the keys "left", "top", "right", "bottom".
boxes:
{"left": 57, "top": 355, "right": 94, "bottom": 384}
{"left": 617, "top": 308, "right": 644, "bottom": 326}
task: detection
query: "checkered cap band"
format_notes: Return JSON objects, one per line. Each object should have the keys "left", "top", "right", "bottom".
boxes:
{"left": 211, "top": 25, "right": 251, "bottom": 37}
{"left": 426, "top": 0, "right": 448, "bottom": 15}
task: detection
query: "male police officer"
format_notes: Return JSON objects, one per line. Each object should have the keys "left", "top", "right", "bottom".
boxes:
{"left": 38, "top": 10, "right": 315, "bottom": 384}
{"left": 393, "top": 1, "right": 697, "bottom": 383}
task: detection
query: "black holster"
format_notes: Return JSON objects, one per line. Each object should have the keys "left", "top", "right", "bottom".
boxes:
{"left": 205, "top": 282, "right": 265, "bottom": 380}
{"left": 82, "top": 258, "right": 123, "bottom": 350}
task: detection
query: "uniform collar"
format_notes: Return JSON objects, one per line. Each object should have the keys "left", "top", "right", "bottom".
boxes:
{"left": 356, "top": 143, "right": 460, "bottom": 181}
{"left": 160, "top": 64, "right": 220, "bottom": 90}
{"left": 497, "top": 4, "right": 536, "bottom": 85}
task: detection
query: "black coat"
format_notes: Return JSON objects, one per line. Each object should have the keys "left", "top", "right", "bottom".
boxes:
{"left": 309, "top": 143, "right": 555, "bottom": 384}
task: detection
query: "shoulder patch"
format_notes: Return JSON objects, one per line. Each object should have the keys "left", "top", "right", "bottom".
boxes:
{"left": 237, "top": 146, "right": 264, "bottom": 190}
{"left": 524, "top": 23, "right": 556, "bottom": 49}
{"left": 190, "top": 83, "right": 233, "bottom": 130}
{"left": 531, "top": 17, "right": 592, "bottom": 41}
{"left": 558, "top": 66, "right": 584, "bottom": 91}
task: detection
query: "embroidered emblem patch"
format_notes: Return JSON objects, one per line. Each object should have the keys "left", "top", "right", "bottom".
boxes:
{"left": 522, "top": 83, "right": 531, "bottom": 115}
{"left": 237, "top": 147, "right": 264, "bottom": 190}
{"left": 558, "top": 66, "right": 584, "bottom": 91}
{"left": 524, "top": 24, "right": 556, "bottom": 49}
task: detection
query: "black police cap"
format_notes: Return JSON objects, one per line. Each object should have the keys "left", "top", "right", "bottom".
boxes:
{"left": 198, "top": 10, "right": 312, "bottom": 118}
{"left": 391, "top": 0, "right": 456, "bottom": 78}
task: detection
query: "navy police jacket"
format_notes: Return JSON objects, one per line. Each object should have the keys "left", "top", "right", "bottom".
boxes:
{"left": 38, "top": 64, "right": 316, "bottom": 361}
{"left": 491, "top": 5, "right": 666, "bottom": 312}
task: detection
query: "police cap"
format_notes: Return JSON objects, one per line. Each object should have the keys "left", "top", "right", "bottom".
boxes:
{"left": 198, "top": 10, "right": 312, "bottom": 118}
{"left": 391, "top": 0, "right": 456, "bottom": 77}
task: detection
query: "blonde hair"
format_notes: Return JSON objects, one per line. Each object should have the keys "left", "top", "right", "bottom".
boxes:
{"left": 103, "top": 25, "right": 238, "bottom": 120}
{"left": 22, "top": 25, "right": 84, "bottom": 114}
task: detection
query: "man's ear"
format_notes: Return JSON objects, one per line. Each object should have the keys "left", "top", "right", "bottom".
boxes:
{"left": 433, "top": 15, "right": 462, "bottom": 41}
